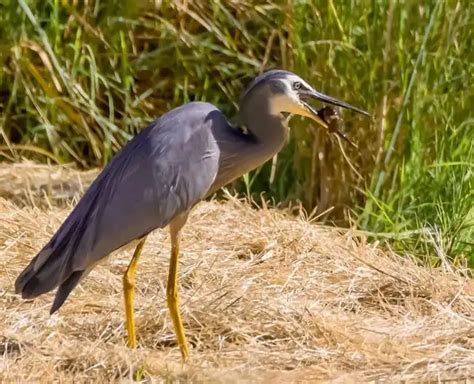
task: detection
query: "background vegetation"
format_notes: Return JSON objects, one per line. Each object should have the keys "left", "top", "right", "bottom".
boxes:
{"left": 0, "top": 0, "right": 472, "bottom": 266}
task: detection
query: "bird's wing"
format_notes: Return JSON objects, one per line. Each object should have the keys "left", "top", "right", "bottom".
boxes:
{"left": 15, "top": 102, "right": 222, "bottom": 310}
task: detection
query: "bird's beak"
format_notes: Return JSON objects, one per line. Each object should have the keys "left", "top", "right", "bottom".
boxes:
{"left": 299, "top": 88, "right": 370, "bottom": 128}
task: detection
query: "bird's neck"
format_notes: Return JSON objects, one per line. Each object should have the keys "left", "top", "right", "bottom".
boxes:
{"left": 239, "top": 92, "right": 289, "bottom": 161}
{"left": 206, "top": 93, "right": 290, "bottom": 194}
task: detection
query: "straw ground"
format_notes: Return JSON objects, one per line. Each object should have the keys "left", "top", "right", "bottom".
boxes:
{"left": 0, "top": 164, "right": 473, "bottom": 382}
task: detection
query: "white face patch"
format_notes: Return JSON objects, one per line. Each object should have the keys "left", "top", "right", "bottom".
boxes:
{"left": 267, "top": 74, "right": 312, "bottom": 115}
{"left": 267, "top": 74, "right": 328, "bottom": 128}
{"left": 268, "top": 93, "right": 301, "bottom": 115}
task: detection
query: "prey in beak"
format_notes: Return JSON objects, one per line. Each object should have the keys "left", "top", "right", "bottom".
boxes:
{"left": 317, "top": 107, "right": 358, "bottom": 149}
{"left": 298, "top": 87, "right": 370, "bottom": 148}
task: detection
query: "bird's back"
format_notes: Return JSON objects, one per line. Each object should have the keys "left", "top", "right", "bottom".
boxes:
{"left": 16, "top": 102, "right": 224, "bottom": 312}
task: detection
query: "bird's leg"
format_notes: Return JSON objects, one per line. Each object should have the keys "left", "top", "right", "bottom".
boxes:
{"left": 167, "top": 213, "right": 189, "bottom": 361}
{"left": 123, "top": 236, "right": 147, "bottom": 348}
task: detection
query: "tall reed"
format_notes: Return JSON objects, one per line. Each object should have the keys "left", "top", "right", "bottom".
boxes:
{"left": 0, "top": 1, "right": 472, "bottom": 265}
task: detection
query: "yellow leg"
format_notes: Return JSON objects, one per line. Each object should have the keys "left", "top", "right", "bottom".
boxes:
{"left": 123, "top": 236, "right": 147, "bottom": 348}
{"left": 167, "top": 214, "right": 189, "bottom": 361}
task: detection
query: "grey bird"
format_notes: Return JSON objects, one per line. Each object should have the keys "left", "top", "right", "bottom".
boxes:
{"left": 15, "top": 69, "right": 370, "bottom": 360}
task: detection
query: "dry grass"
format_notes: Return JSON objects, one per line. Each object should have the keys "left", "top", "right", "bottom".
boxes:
{"left": 0, "top": 164, "right": 473, "bottom": 383}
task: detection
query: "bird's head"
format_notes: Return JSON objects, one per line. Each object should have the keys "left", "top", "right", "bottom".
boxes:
{"left": 242, "top": 70, "right": 370, "bottom": 129}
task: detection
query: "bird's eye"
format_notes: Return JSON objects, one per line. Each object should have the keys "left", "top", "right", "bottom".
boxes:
{"left": 293, "top": 81, "right": 302, "bottom": 90}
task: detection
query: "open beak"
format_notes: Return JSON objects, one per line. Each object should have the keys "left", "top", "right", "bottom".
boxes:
{"left": 304, "top": 89, "right": 371, "bottom": 118}
{"left": 300, "top": 89, "right": 370, "bottom": 128}
{"left": 300, "top": 99, "right": 330, "bottom": 128}
{"left": 299, "top": 88, "right": 370, "bottom": 147}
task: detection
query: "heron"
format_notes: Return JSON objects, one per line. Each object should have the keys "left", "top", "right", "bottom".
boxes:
{"left": 15, "top": 69, "right": 369, "bottom": 360}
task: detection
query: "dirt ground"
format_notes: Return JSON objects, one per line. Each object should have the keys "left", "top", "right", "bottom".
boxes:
{"left": 0, "top": 163, "right": 473, "bottom": 382}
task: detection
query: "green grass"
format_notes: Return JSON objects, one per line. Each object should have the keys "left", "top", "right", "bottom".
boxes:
{"left": 0, "top": 0, "right": 472, "bottom": 267}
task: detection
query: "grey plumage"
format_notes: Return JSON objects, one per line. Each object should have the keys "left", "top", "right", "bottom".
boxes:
{"left": 16, "top": 102, "right": 222, "bottom": 310}
{"left": 16, "top": 69, "right": 369, "bottom": 321}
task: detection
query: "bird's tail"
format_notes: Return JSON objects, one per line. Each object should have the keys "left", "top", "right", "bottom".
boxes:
{"left": 15, "top": 237, "right": 84, "bottom": 314}
{"left": 15, "top": 246, "right": 62, "bottom": 298}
